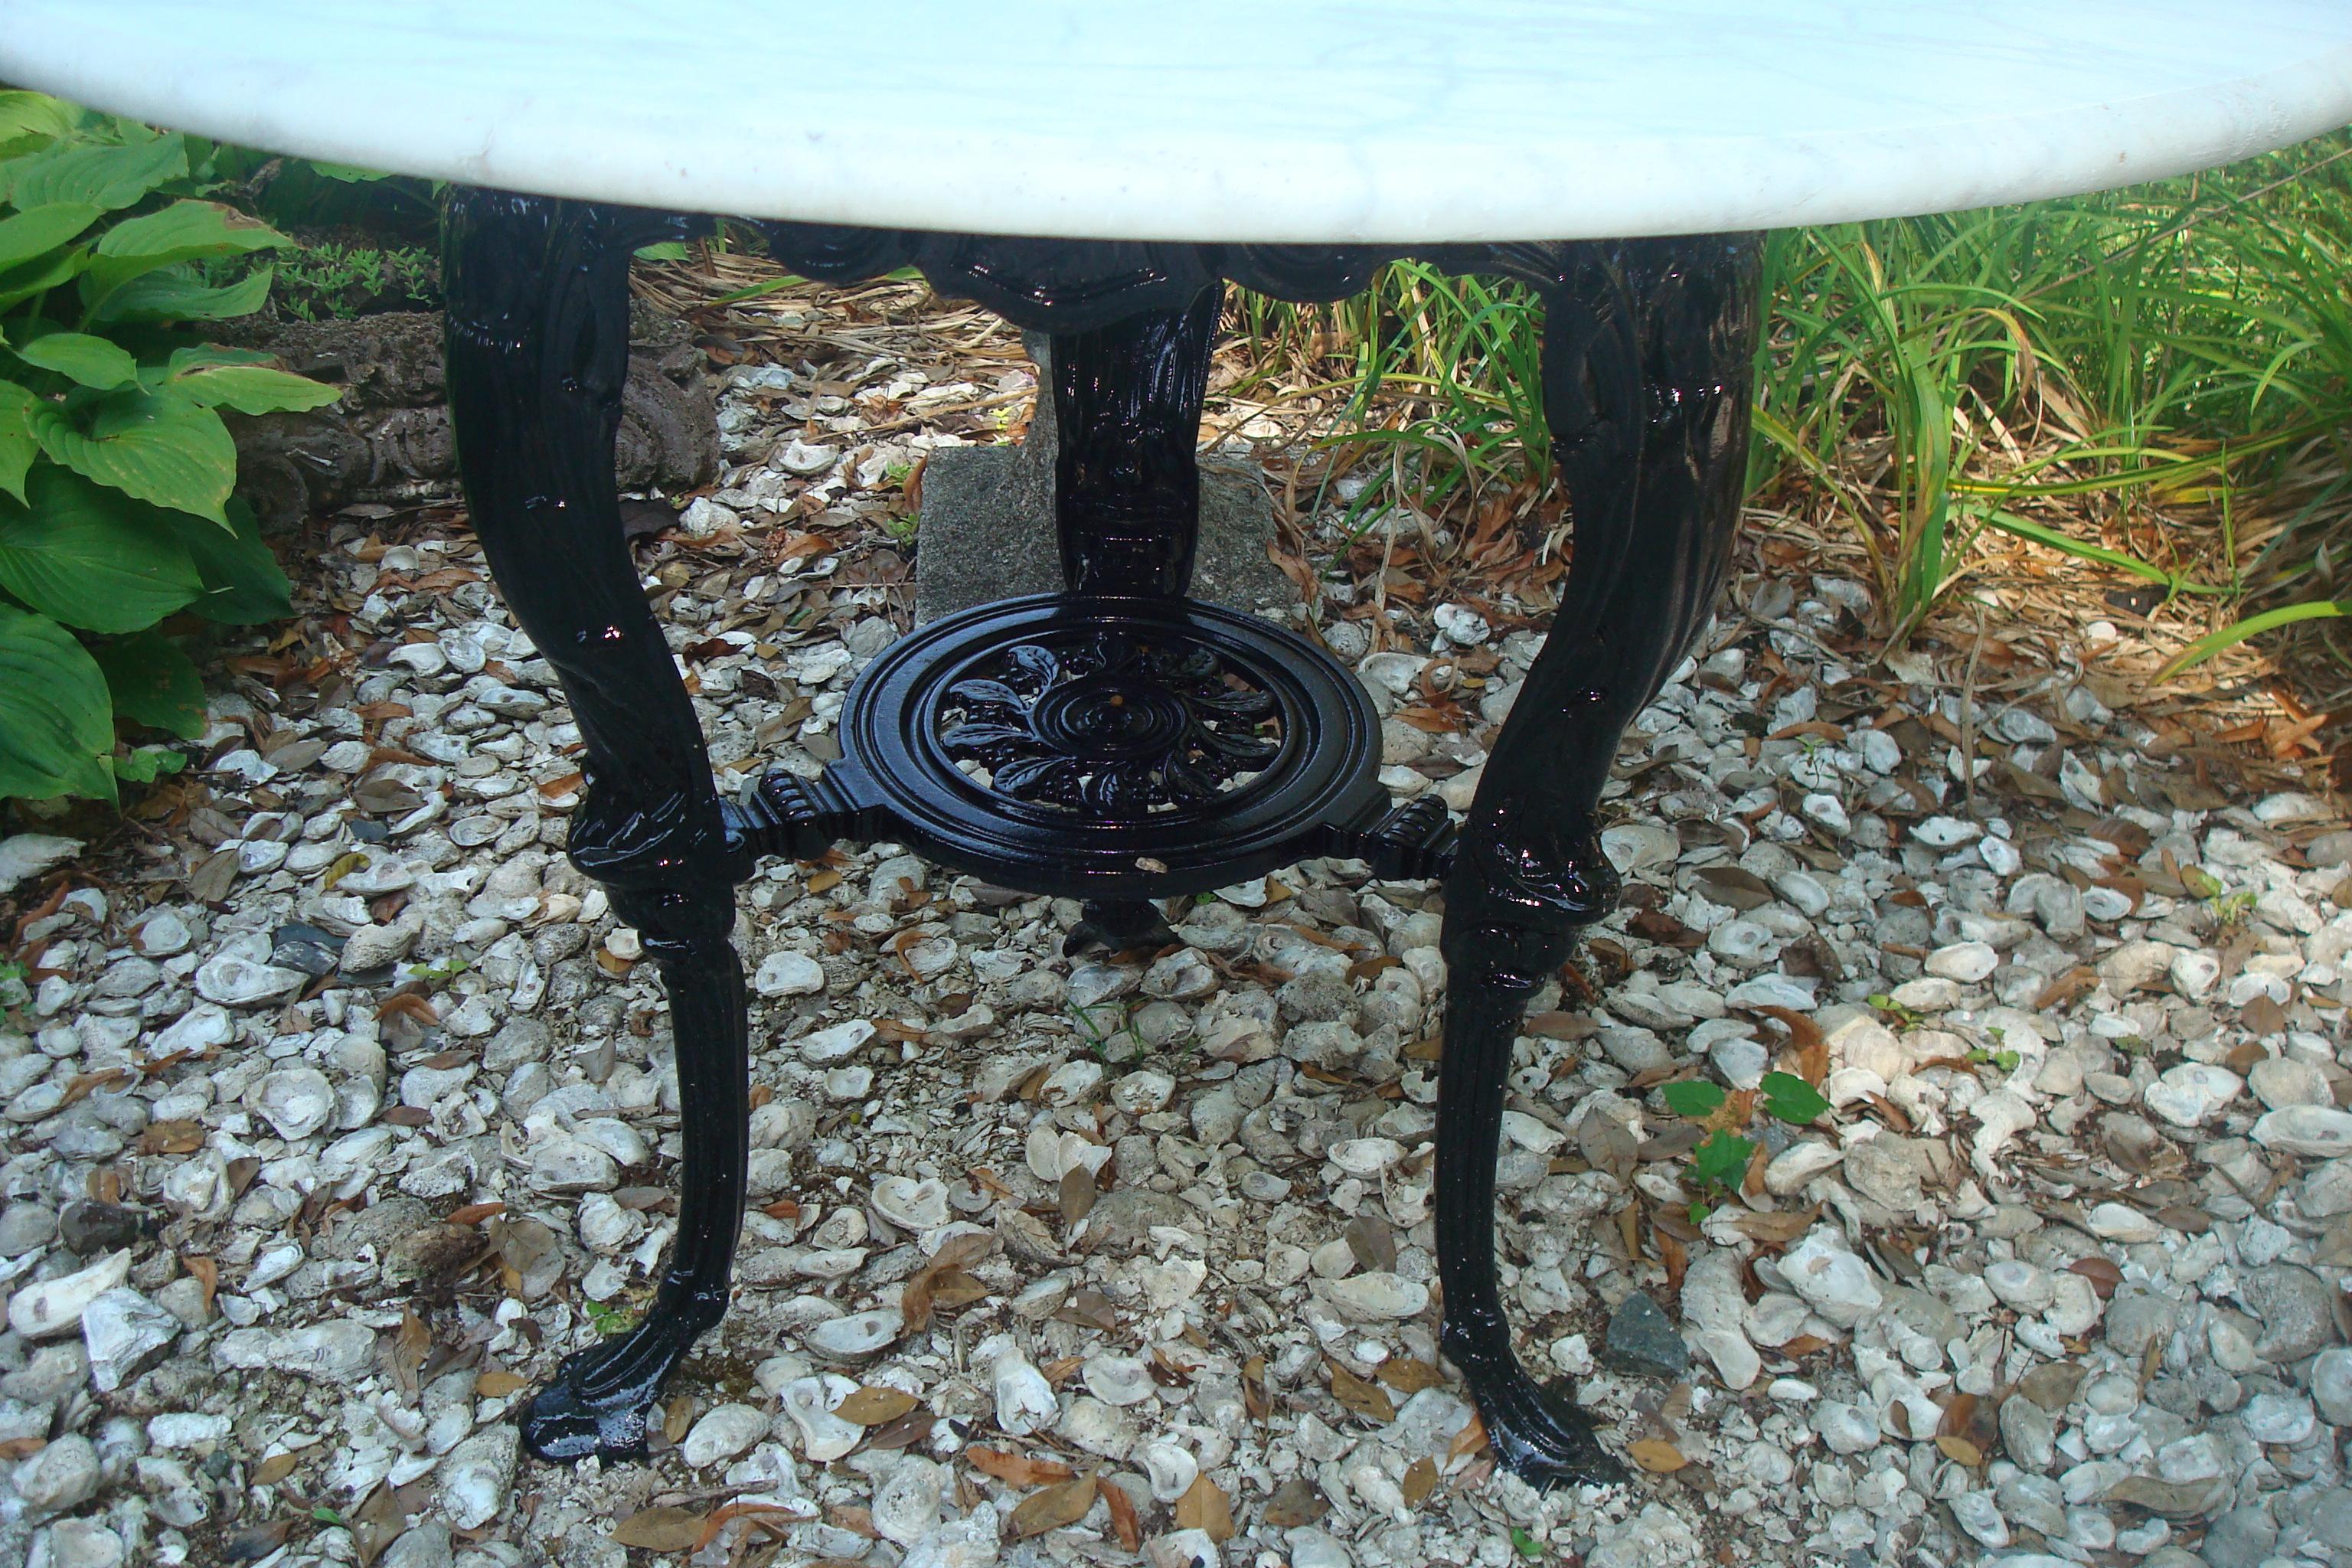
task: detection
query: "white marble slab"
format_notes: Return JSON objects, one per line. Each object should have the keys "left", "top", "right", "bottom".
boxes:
{"left": 4, "top": 2, "right": 2349, "bottom": 241}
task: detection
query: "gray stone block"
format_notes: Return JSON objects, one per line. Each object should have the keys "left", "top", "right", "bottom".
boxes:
{"left": 913, "top": 333, "right": 1292, "bottom": 625}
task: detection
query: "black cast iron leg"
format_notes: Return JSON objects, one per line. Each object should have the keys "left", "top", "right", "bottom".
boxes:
{"left": 1064, "top": 897, "right": 1178, "bottom": 957}
{"left": 443, "top": 188, "right": 750, "bottom": 1462}
{"left": 520, "top": 887, "right": 746, "bottom": 1460}
{"left": 1050, "top": 286, "right": 1223, "bottom": 596}
{"left": 1435, "top": 236, "right": 1762, "bottom": 1486}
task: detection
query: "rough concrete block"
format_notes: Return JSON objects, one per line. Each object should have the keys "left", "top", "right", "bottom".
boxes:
{"left": 913, "top": 333, "right": 1292, "bottom": 624}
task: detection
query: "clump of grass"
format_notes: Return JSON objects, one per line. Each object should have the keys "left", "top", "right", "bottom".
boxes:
{"left": 1232, "top": 130, "right": 2352, "bottom": 666}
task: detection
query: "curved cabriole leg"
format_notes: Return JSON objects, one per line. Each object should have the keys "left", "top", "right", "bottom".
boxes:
{"left": 1435, "top": 235, "right": 1762, "bottom": 1485}
{"left": 443, "top": 188, "right": 748, "bottom": 1462}
{"left": 518, "top": 887, "right": 746, "bottom": 1460}
{"left": 1050, "top": 286, "right": 1223, "bottom": 596}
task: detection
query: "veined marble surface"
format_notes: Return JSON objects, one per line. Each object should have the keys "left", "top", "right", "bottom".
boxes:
{"left": 3, "top": 2, "right": 2349, "bottom": 241}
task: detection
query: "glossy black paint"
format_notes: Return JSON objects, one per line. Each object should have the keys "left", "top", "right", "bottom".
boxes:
{"left": 827, "top": 593, "right": 1389, "bottom": 900}
{"left": 938, "top": 622, "right": 1280, "bottom": 811}
{"left": 1437, "top": 235, "right": 1760, "bottom": 1484}
{"left": 444, "top": 189, "right": 746, "bottom": 1462}
{"left": 444, "top": 188, "right": 1758, "bottom": 1483}
{"left": 1051, "top": 287, "right": 1223, "bottom": 595}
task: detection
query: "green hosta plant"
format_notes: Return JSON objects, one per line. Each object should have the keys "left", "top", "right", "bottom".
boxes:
{"left": 0, "top": 91, "right": 335, "bottom": 804}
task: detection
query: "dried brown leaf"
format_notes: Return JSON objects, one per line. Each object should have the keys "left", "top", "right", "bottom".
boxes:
{"left": 926, "top": 1269, "right": 987, "bottom": 1312}
{"left": 2243, "top": 995, "right": 2288, "bottom": 1037}
{"left": 865, "top": 1407, "right": 938, "bottom": 1450}
{"left": 2068, "top": 1256, "right": 2125, "bottom": 1298}
{"left": 1374, "top": 1357, "right": 1446, "bottom": 1395}
{"left": 612, "top": 1507, "right": 707, "bottom": 1550}
{"left": 691, "top": 1502, "right": 807, "bottom": 1553}
{"left": 1102, "top": 1476, "right": 1143, "bottom": 1550}
{"left": 1261, "top": 1478, "right": 1328, "bottom": 1528}
{"left": 351, "top": 1480, "right": 407, "bottom": 1568}
{"left": 1344, "top": 1214, "right": 1397, "bottom": 1274}
{"left": 1727, "top": 1200, "right": 1823, "bottom": 1245}
{"left": 1059, "top": 1162, "right": 1096, "bottom": 1225}
{"left": 966, "top": 1448, "right": 1077, "bottom": 1489}
{"left": 1242, "top": 1355, "right": 1270, "bottom": 1422}
{"left": 141, "top": 1119, "right": 204, "bottom": 1155}
{"left": 1174, "top": 1473, "right": 1234, "bottom": 1542}
{"left": 1401, "top": 1456, "right": 1439, "bottom": 1508}
{"left": 1008, "top": 1474, "right": 1096, "bottom": 1539}
{"left": 1628, "top": 1439, "right": 1689, "bottom": 1473}
{"left": 1655, "top": 1223, "right": 1689, "bottom": 1300}
{"left": 181, "top": 1254, "right": 218, "bottom": 1315}
{"left": 387, "top": 1309, "right": 430, "bottom": 1402}
{"left": 2034, "top": 966, "right": 2099, "bottom": 1011}
{"left": 835, "top": 1387, "right": 921, "bottom": 1426}
{"left": 1329, "top": 1362, "right": 1396, "bottom": 1423}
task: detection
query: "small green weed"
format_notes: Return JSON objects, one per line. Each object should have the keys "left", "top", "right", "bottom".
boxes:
{"left": 1658, "top": 1073, "right": 1828, "bottom": 1204}
{"left": 404, "top": 956, "right": 470, "bottom": 988}
{"left": 2207, "top": 887, "right": 2259, "bottom": 928}
{"left": 1868, "top": 992, "right": 1925, "bottom": 1028}
{"left": 583, "top": 1298, "right": 632, "bottom": 1336}
{"left": 264, "top": 240, "right": 439, "bottom": 321}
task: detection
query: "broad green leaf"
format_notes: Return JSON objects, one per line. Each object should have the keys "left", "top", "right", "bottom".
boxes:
{"left": 109, "top": 743, "right": 187, "bottom": 783}
{"left": 1661, "top": 1080, "right": 1726, "bottom": 1119}
{"left": 635, "top": 240, "right": 689, "bottom": 263}
{"left": 0, "top": 202, "right": 100, "bottom": 271}
{"left": 0, "top": 602, "right": 116, "bottom": 803}
{"left": 181, "top": 499, "right": 291, "bottom": 623}
{"left": 1758, "top": 1072, "right": 1831, "bottom": 1127}
{"left": 91, "top": 263, "right": 272, "bottom": 325}
{"left": 0, "top": 466, "right": 202, "bottom": 631}
{"left": 0, "top": 246, "right": 87, "bottom": 314}
{"left": 309, "top": 162, "right": 394, "bottom": 183}
{"left": 89, "top": 628, "right": 206, "bottom": 738}
{"left": 12, "top": 331, "right": 140, "bottom": 390}
{"left": 28, "top": 385, "right": 236, "bottom": 524}
{"left": 1, "top": 134, "right": 187, "bottom": 211}
{"left": 0, "top": 381, "right": 33, "bottom": 504}
{"left": 1686, "top": 1131, "right": 1755, "bottom": 1192}
{"left": 159, "top": 345, "right": 273, "bottom": 374}
{"left": 171, "top": 363, "right": 339, "bottom": 416}
{"left": 79, "top": 200, "right": 289, "bottom": 314}
{"left": 0, "top": 92, "right": 78, "bottom": 146}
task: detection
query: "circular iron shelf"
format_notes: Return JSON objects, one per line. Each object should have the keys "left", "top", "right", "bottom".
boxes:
{"left": 831, "top": 593, "right": 1387, "bottom": 900}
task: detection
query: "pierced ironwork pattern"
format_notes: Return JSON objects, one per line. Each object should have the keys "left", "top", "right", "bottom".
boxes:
{"left": 939, "top": 635, "right": 1282, "bottom": 812}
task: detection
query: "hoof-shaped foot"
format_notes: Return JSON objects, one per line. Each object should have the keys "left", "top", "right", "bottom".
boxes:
{"left": 1446, "top": 1336, "right": 1623, "bottom": 1487}
{"left": 519, "top": 1301, "right": 717, "bottom": 1463}
{"left": 1063, "top": 898, "right": 1176, "bottom": 958}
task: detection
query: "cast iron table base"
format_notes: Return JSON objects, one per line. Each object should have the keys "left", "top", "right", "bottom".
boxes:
{"left": 443, "top": 188, "right": 1759, "bottom": 1483}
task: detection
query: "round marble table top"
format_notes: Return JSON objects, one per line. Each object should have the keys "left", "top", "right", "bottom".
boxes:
{"left": 4, "top": 2, "right": 2350, "bottom": 243}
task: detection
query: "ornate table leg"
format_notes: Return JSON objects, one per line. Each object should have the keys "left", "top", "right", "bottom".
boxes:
{"left": 443, "top": 189, "right": 750, "bottom": 1461}
{"left": 1047, "top": 286, "right": 1222, "bottom": 948}
{"left": 1435, "top": 236, "right": 1762, "bottom": 1484}
{"left": 1050, "top": 285, "right": 1222, "bottom": 596}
